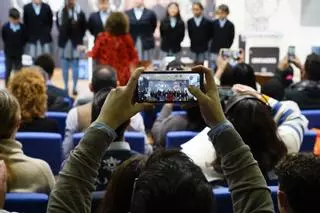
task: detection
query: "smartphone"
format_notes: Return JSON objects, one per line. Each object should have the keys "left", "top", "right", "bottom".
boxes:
{"left": 135, "top": 72, "right": 204, "bottom": 103}
{"left": 288, "top": 46, "right": 296, "bottom": 61}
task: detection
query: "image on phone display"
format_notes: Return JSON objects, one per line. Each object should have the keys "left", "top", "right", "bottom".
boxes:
{"left": 288, "top": 46, "right": 295, "bottom": 61}
{"left": 136, "top": 72, "right": 203, "bottom": 103}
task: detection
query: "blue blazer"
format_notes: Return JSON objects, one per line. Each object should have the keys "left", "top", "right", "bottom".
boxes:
{"left": 88, "top": 12, "right": 105, "bottom": 38}
{"left": 126, "top": 8, "right": 157, "bottom": 50}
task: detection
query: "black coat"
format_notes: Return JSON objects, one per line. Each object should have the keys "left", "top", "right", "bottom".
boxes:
{"left": 187, "top": 17, "right": 212, "bottom": 53}
{"left": 126, "top": 8, "right": 157, "bottom": 50}
{"left": 23, "top": 3, "right": 53, "bottom": 44}
{"left": 210, "top": 19, "right": 235, "bottom": 54}
{"left": 56, "top": 8, "right": 87, "bottom": 48}
{"left": 47, "top": 85, "right": 72, "bottom": 112}
{"left": 160, "top": 17, "right": 185, "bottom": 53}
{"left": 1, "top": 22, "right": 27, "bottom": 57}
{"left": 88, "top": 12, "right": 105, "bottom": 38}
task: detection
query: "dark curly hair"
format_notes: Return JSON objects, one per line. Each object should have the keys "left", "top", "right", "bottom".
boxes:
{"left": 105, "top": 12, "right": 129, "bottom": 36}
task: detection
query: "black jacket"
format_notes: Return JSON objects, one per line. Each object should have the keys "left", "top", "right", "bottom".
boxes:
{"left": 126, "top": 8, "right": 157, "bottom": 50}
{"left": 187, "top": 17, "right": 212, "bottom": 53}
{"left": 47, "top": 85, "right": 73, "bottom": 112}
{"left": 88, "top": 11, "right": 105, "bottom": 38}
{"left": 285, "top": 80, "right": 320, "bottom": 110}
{"left": 56, "top": 8, "right": 87, "bottom": 48}
{"left": 210, "top": 19, "right": 235, "bottom": 53}
{"left": 19, "top": 118, "right": 59, "bottom": 133}
{"left": 160, "top": 17, "right": 185, "bottom": 53}
{"left": 23, "top": 3, "right": 53, "bottom": 44}
{"left": 1, "top": 22, "right": 27, "bottom": 57}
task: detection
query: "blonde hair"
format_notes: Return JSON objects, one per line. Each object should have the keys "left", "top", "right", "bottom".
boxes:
{"left": 0, "top": 90, "right": 20, "bottom": 139}
{"left": 9, "top": 67, "right": 47, "bottom": 122}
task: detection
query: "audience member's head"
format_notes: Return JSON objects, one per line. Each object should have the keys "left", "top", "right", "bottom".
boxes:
{"left": 103, "top": 156, "right": 147, "bottom": 213}
{"left": 131, "top": 150, "right": 215, "bottom": 213}
{"left": 304, "top": 53, "right": 320, "bottom": 81}
{"left": 90, "top": 65, "right": 117, "bottom": 93}
{"left": 219, "top": 94, "right": 287, "bottom": 175}
{"left": 216, "top": 4, "right": 229, "bottom": 19}
{"left": 166, "top": 2, "right": 181, "bottom": 19}
{"left": 192, "top": 2, "right": 204, "bottom": 17}
{"left": 34, "top": 54, "right": 55, "bottom": 80}
{"left": 275, "top": 153, "right": 320, "bottom": 213}
{"left": 106, "top": 12, "right": 129, "bottom": 35}
{"left": 0, "top": 89, "right": 20, "bottom": 140}
{"left": 262, "top": 79, "right": 285, "bottom": 101}
{"left": 220, "top": 63, "right": 257, "bottom": 90}
{"left": 91, "top": 88, "right": 130, "bottom": 141}
{"left": 9, "top": 67, "right": 47, "bottom": 123}
{"left": 9, "top": 8, "right": 20, "bottom": 24}
{"left": 166, "top": 60, "right": 184, "bottom": 71}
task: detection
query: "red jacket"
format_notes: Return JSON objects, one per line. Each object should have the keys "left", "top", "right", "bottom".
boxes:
{"left": 88, "top": 32, "right": 138, "bottom": 86}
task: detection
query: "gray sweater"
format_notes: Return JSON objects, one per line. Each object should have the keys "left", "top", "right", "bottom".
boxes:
{"left": 47, "top": 121, "right": 274, "bottom": 213}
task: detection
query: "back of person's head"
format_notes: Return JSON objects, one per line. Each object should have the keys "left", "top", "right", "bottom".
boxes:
{"left": 105, "top": 12, "right": 129, "bottom": 35}
{"left": 91, "top": 88, "right": 129, "bottom": 141}
{"left": 9, "top": 67, "right": 47, "bottom": 122}
{"left": 131, "top": 150, "right": 215, "bottom": 213}
{"left": 304, "top": 53, "right": 320, "bottom": 81}
{"left": 0, "top": 90, "right": 20, "bottom": 139}
{"left": 275, "top": 153, "right": 320, "bottom": 213}
{"left": 34, "top": 54, "right": 55, "bottom": 79}
{"left": 261, "top": 79, "right": 285, "bottom": 101}
{"left": 220, "top": 63, "right": 257, "bottom": 90}
{"left": 91, "top": 65, "right": 117, "bottom": 93}
{"left": 9, "top": 8, "right": 20, "bottom": 20}
{"left": 223, "top": 94, "right": 287, "bottom": 173}
{"left": 102, "top": 156, "right": 147, "bottom": 213}
{"left": 166, "top": 60, "right": 184, "bottom": 71}
{"left": 185, "top": 106, "right": 206, "bottom": 131}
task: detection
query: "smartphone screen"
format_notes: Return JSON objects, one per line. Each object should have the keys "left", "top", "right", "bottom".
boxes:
{"left": 136, "top": 72, "right": 203, "bottom": 103}
{"left": 288, "top": 46, "right": 295, "bottom": 61}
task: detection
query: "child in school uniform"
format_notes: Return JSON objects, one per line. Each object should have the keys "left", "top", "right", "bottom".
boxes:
{"left": 1, "top": 8, "right": 27, "bottom": 87}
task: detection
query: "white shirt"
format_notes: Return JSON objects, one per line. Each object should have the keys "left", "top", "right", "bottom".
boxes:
{"left": 170, "top": 17, "right": 177, "bottom": 28}
{"left": 32, "top": 3, "right": 42, "bottom": 15}
{"left": 194, "top": 16, "right": 203, "bottom": 27}
{"left": 134, "top": 7, "right": 144, "bottom": 20}
{"left": 219, "top": 18, "right": 227, "bottom": 28}
{"left": 100, "top": 11, "right": 109, "bottom": 27}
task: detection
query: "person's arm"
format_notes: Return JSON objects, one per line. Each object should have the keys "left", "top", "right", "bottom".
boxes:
{"left": 47, "top": 68, "right": 152, "bottom": 213}
{"left": 47, "top": 5, "right": 53, "bottom": 32}
{"left": 150, "top": 11, "right": 157, "bottom": 33}
{"left": 62, "top": 108, "right": 79, "bottom": 160}
{"left": 267, "top": 96, "right": 308, "bottom": 153}
{"left": 159, "top": 20, "right": 166, "bottom": 39}
{"left": 126, "top": 35, "right": 139, "bottom": 65}
{"left": 87, "top": 34, "right": 102, "bottom": 59}
{"left": 1, "top": 27, "right": 6, "bottom": 43}
{"left": 80, "top": 12, "right": 87, "bottom": 41}
{"left": 87, "top": 14, "right": 95, "bottom": 36}
{"left": 227, "top": 22, "right": 235, "bottom": 48}
{"left": 187, "top": 20, "right": 193, "bottom": 40}
{"left": 178, "top": 21, "right": 185, "bottom": 44}
{"left": 188, "top": 66, "right": 274, "bottom": 213}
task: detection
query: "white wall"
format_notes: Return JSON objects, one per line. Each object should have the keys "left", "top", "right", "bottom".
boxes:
{"left": 217, "top": 0, "right": 320, "bottom": 62}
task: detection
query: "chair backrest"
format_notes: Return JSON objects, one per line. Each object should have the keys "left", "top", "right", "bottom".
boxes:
{"left": 46, "top": 112, "right": 68, "bottom": 137}
{"left": 166, "top": 131, "right": 199, "bottom": 149}
{"left": 16, "top": 132, "right": 62, "bottom": 175}
{"left": 4, "top": 193, "right": 48, "bottom": 213}
{"left": 73, "top": 132, "right": 145, "bottom": 154}
{"left": 301, "top": 130, "right": 317, "bottom": 152}
{"left": 124, "top": 132, "right": 145, "bottom": 154}
{"left": 213, "top": 186, "right": 279, "bottom": 213}
{"left": 302, "top": 110, "right": 320, "bottom": 129}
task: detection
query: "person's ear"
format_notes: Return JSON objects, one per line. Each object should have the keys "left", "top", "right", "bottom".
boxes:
{"left": 89, "top": 83, "right": 93, "bottom": 92}
{"left": 278, "top": 190, "right": 289, "bottom": 213}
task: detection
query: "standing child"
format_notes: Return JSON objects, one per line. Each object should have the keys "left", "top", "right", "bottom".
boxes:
{"left": 209, "top": 4, "right": 235, "bottom": 64}
{"left": 187, "top": 2, "right": 212, "bottom": 64}
{"left": 1, "top": 8, "right": 26, "bottom": 87}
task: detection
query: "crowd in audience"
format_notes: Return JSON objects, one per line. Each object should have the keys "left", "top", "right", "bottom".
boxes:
{"left": 1, "top": 1, "right": 320, "bottom": 213}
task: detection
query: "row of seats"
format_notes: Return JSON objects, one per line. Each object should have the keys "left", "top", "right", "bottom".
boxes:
{"left": 4, "top": 186, "right": 279, "bottom": 213}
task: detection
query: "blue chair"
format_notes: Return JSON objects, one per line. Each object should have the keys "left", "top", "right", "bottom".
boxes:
{"left": 46, "top": 112, "right": 68, "bottom": 137}
{"left": 125, "top": 132, "right": 145, "bottom": 154}
{"left": 16, "top": 132, "right": 62, "bottom": 175}
{"left": 302, "top": 110, "right": 320, "bottom": 129}
{"left": 300, "top": 130, "right": 317, "bottom": 152}
{"left": 4, "top": 193, "right": 48, "bottom": 213}
{"left": 156, "top": 110, "right": 187, "bottom": 117}
{"left": 166, "top": 131, "right": 199, "bottom": 149}
{"left": 73, "top": 132, "right": 145, "bottom": 154}
{"left": 213, "top": 186, "right": 279, "bottom": 213}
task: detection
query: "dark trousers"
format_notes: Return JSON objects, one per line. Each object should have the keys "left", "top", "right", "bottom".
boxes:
{"left": 5, "top": 56, "right": 22, "bottom": 86}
